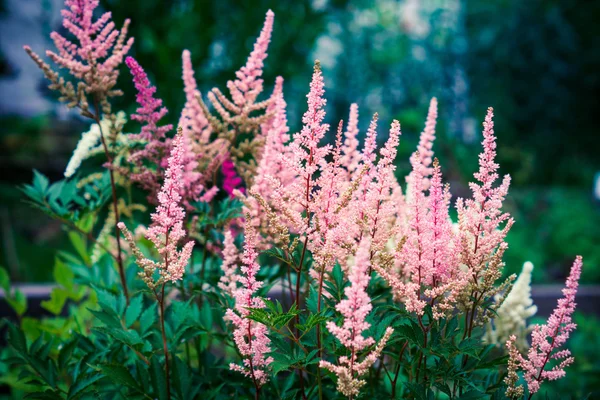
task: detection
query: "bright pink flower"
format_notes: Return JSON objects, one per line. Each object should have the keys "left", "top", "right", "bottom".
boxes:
{"left": 126, "top": 56, "right": 172, "bottom": 140}
{"left": 222, "top": 156, "right": 244, "bottom": 197}
{"left": 506, "top": 256, "right": 583, "bottom": 396}
{"left": 226, "top": 218, "right": 273, "bottom": 386}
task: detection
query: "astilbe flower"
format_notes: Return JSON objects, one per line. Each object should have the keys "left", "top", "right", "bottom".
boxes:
{"left": 179, "top": 49, "right": 212, "bottom": 145}
{"left": 455, "top": 107, "right": 514, "bottom": 324}
{"left": 320, "top": 239, "right": 394, "bottom": 398}
{"left": 221, "top": 156, "right": 245, "bottom": 197}
{"left": 224, "top": 10, "right": 274, "bottom": 111}
{"left": 218, "top": 227, "right": 240, "bottom": 296}
{"left": 25, "top": 0, "right": 133, "bottom": 114}
{"left": 64, "top": 111, "right": 126, "bottom": 178}
{"left": 118, "top": 132, "right": 194, "bottom": 288}
{"left": 126, "top": 56, "right": 212, "bottom": 207}
{"left": 283, "top": 61, "right": 331, "bottom": 234}
{"left": 505, "top": 256, "right": 583, "bottom": 398}
{"left": 340, "top": 103, "right": 361, "bottom": 176}
{"left": 125, "top": 56, "right": 173, "bottom": 200}
{"left": 486, "top": 261, "right": 537, "bottom": 350}
{"left": 226, "top": 216, "right": 273, "bottom": 387}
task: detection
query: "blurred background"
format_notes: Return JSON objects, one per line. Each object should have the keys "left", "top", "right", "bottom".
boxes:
{"left": 0, "top": 0, "right": 599, "bottom": 396}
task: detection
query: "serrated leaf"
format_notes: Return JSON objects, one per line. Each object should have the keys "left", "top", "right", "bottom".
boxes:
{"left": 58, "top": 337, "right": 79, "bottom": 370}
{"left": 40, "top": 288, "right": 68, "bottom": 316}
{"left": 140, "top": 303, "right": 157, "bottom": 334}
{"left": 7, "top": 288, "right": 27, "bottom": 316}
{"left": 149, "top": 357, "right": 167, "bottom": 400}
{"left": 99, "top": 363, "right": 142, "bottom": 392}
{"left": 125, "top": 295, "right": 143, "bottom": 328}
{"left": 67, "top": 373, "right": 102, "bottom": 399}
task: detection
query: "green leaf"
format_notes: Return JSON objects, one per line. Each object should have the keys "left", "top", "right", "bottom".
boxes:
{"left": 40, "top": 288, "right": 68, "bottom": 316}
{"left": 58, "top": 337, "right": 79, "bottom": 370}
{"left": 54, "top": 258, "right": 75, "bottom": 291}
{"left": 7, "top": 322, "right": 27, "bottom": 354}
{"left": 149, "top": 357, "right": 168, "bottom": 400}
{"left": 99, "top": 363, "right": 143, "bottom": 392}
{"left": 0, "top": 267, "right": 9, "bottom": 292}
{"left": 68, "top": 232, "right": 89, "bottom": 264}
{"left": 93, "top": 326, "right": 143, "bottom": 347}
{"left": 7, "top": 288, "right": 27, "bottom": 316}
{"left": 139, "top": 303, "right": 157, "bottom": 334}
{"left": 125, "top": 295, "right": 144, "bottom": 328}
{"left": 67, "top": 373, "right": 102, "bottom": 400}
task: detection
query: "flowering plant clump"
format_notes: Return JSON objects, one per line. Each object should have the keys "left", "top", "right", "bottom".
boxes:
{"left": 1, "top": 1, "right": 585, "bottom": 399}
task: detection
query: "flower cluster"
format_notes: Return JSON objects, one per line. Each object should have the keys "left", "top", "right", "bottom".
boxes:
{"left": 225, "top": 216, "right": 273, "bottom": 387}
{"left": 119, "top": 132, "right": 194, "bottom": 288}
{"left": 486, "top": 261, "right": 537, "bottom": 350}
{"left": 505, "top": 256, "right": 582, "bottom": 398}
{"left": 25, "top": 0, "right": 133, "bottom": 117}
{"left": 320, "top": 239, "right": 394, "bottom": 397}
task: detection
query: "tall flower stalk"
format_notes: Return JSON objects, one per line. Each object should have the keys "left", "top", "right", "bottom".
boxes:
{"left": 505, "top": 256, "right": 583, "bottom": 399}
{"left": 119, "top": 131, "right": 194, "bottom": 399}
{"left": 24, "top": 0, "right": 134, "bottom": 302}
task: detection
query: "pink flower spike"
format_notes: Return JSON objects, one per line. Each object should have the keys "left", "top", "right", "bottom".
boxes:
{"left": 506, "top": 256, "right": 583, "bottom": 397}
{"left": 321, "top": 238, "right": 394, "bottom": 398}
{"left": 179, "top": 49, "right": 211, "bottom": 144}
{"left": 126, "top": 56, "right": 172, "bottom": 140}
{"left": 118, "top": 132, "right": 194, "bottom": 286}
{"left": 226, "top": 216, "right": 273, "bottom": 387}
{"left": 340, "top": 103, "right": 361, "bottom": 175}
{"left": 227, "top": 10, "right": 274, "bottom": 108}
{"left": 222, "top": 156, "right": 245, "bottom": 197}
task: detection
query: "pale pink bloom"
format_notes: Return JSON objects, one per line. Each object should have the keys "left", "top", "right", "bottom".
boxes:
{"left": 340, "top": 103, "right": 361, "bottom": 175}
{"left": 283, "top": 61, "right": 331, "bottom": 232}
{"left": 118, "top": 133, "right": 194, "bottom": 283}
{"left": 408, "top": 97, "right": 438, "bottom": 191}
{"left": 320, "top": 239, "right": 394, "bottom": 398}
{"left": 218, "top": 228, "right": 240, "bottom": 296}
{"left": 227, "top": 10, "right": 274, "bottom": 110}
{"left": 226, "top": 219, "right": 273, "bottom": 386}
{"left": 179, "top": 49, "right": 211, "bottom": 144}
{"left": 506, "top": 256, "right": 583, "bottom": 396}
{"left": 456, "top": 107, "right": 513, "bottom": 277}
{"left": 46, "top": 0, "right": 133, "bottom": 95}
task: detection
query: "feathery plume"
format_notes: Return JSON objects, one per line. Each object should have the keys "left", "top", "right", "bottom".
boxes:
{"left": 320, "top": 239, "right": 394, "bottom": 398}
{"left": 505, "top": 257, "right": 582, "bottom": 397}
{"left": 486, "top": 261, "right": 537, "bottom": 350}
{"left": 119, "top": 132, "right": 194, "bottom": 287}
{"left": 218, "top": 228, "right": 240, "bottom": 296}
{"left": 227, "top": 10, "right": 274, "bottom": 109}
{"left": 340, "top": 103, "right": 361, "bottom": 175}
{"left": 226, "top": 216, "right": 273, "bottom": 387}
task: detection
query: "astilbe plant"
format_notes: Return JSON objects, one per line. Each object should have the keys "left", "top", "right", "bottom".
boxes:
{"left": 2, "top": 1, "right": 586, "bottom": 400}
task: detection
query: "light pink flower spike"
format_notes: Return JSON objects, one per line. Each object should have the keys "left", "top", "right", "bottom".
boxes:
{"left": 227, "top": 10, "right": 275, "bottom": 108}
{"left": 47, "top": 0, "right": 133, "bottom": 94}
{"left": 179, "top": 50, "right": 211, "bottom": 144}
{"left": 320, "top": 238, "right": 394, "bottom": 397}
{"left": 226, "top": 218, "right": 273, "bottom": 387}
{"left": 340, "top": 103, "right": 361, "bottom": 175}
{"left": 118, "top": 133, "right": 194, "bottom": 284}
{"left": 506, "top": 256, "right": 583, "bottom": 396}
